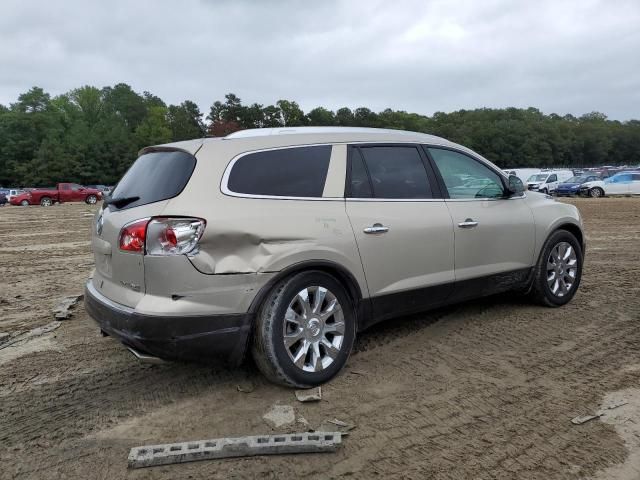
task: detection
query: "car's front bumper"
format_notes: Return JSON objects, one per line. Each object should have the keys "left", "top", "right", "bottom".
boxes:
{"left": 84, "top": 281, "right": 253, "bottom": 366}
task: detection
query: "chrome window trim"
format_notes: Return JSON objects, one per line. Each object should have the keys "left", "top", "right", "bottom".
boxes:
{"left": 220, "top": 141, "right": 433, "bottom": 201}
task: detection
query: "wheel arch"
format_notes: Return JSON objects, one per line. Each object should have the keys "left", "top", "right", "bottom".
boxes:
{"left": 248, "top": 260, "right": 364, "bottom": 326}
{"left": 554, "top": 222, "right": 585, "bottom": 256}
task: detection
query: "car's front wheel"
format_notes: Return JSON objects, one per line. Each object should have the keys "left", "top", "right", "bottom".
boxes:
{"left": 528, "top": 230, "right": 583, "bottom": 307}
{"left": 20, "top": 199, "right": 29, "bottom": 206}
{"left": 589, "top": 187, "right": 604, "bottom": 198}
{"left": 85, "top": 195, "right": 97, "bottom": 204}
{"left": 252, "top": 271, "right": 356, "bottom": 388}
{"left": 40, "top": 196, "right": 52, "bottom": 207}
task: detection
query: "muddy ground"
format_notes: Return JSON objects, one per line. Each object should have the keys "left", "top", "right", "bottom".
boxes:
{"left": 1, "top": 198, "right": 639, "bottom": 479}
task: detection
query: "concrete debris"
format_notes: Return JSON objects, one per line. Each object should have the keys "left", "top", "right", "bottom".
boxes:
{"left": 295, "top": 387, "right": 322, "bottom": 403}
{"left": 53, "top": 294, "right": 83, "bottom": 319}
{"left": 571, "top": 400, "right": 629, "bottom": 425}
{"left": 128, "top": 431, "right": 342, "bottom": 469}
{"left": 0, "top": 321, "right": 61, "bottom": 351}
{"left": 317, "top": 418, "right": 356, "bottom": 433}
{"left": 236, "top": 381, "right": 255, "bottom": 393}
{"left": 262, "top": 404, "right": 296, "bottom": 428}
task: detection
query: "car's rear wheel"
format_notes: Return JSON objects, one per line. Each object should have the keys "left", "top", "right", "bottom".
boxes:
{"left": 40, "top": 197, "right": 52, "bottom": 207}
{"left": 20, "top": 199, "right": 29, "bottom": 206}
{"left": 252, "top": 271, "right": 356, "bottom": 388}
{"left": 589, "top": 187, "right": 604, "bottom": 198}
{"left": 528, "top": 230, "right": 583, "bottom": 307}
{"left": 85, "top": 195, "right": 97, "bottom": 204}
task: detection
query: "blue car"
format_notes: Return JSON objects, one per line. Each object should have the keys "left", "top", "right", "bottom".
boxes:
{"left": 555, "top": 175, "right": 601, "bottom": 196}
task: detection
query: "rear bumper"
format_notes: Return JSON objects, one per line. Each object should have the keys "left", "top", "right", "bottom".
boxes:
{"left": 84, "top": 281, "right": 253, "bottom": 366}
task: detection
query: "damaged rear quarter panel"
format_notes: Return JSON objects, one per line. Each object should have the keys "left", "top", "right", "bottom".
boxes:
{"left": 160, "top": 138, "right": 369, "bottom": 299}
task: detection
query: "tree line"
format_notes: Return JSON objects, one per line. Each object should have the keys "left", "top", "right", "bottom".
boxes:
{"left": 1, "top": 85, "right": 639, "bottom": 187}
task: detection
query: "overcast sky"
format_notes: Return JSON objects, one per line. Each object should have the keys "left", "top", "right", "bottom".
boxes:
{"left": 1, "top": 0, "right": 639, "bottom": 120}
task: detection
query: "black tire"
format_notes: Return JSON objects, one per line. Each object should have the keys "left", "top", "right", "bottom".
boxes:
{"left": 85, "top": 195, "right": 97, "bottom": 204}
{"left": 528, "top": 230, "right": 583, "bottom": 307}
{"left": 251, "top": 271, "right": 356, "bottom": 388}
{"left": 589, "top": 187, "right": 604, "bottom": 198}
{"left": 540, "top": 188, "right": 548, "bottom": 195}
{"left": 40, "top": 196, "right": 52, "bottom": 207}
{"left": 20, "top": 200, "right": 29, "bottom": 206}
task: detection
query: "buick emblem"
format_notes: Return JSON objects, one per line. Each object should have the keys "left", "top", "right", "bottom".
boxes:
{"left": 96, "top": 213, "right": 104, "bottom": 236}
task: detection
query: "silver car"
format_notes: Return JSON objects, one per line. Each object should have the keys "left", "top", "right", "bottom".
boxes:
{"left": 85, "top": 127, "right": 585, "bottom": 387}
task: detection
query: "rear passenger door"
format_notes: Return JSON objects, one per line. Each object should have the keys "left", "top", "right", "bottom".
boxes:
{"left": 426, "top": 147, "right": 535, "bottom": 301}
{"left": 345, "top": 145, "right": 455, "bottom": 323}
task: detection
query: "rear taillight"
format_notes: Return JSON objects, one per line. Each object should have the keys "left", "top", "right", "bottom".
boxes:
{"left": 119, "top": 218, "right": 149, "bottom": 252}
{"left": 118, "top": 217, "right": 206, "bottom": 255}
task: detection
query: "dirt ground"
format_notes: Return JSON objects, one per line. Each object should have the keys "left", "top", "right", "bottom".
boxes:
{"left": 1, "top": 198, "right": 639, "bottom": 480}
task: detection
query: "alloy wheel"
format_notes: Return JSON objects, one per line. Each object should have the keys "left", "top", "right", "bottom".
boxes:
{"left": 546, "top": 242, "right": 578, "bottom": 297}
{"left": 282, "top": 286, "right": 345, "bottom": 373}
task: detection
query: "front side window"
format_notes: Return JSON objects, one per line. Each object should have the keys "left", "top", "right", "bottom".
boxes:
{"left": 429, "top": 148, "right": 505, "bottom": 199}
{"left": 547, "top": 174, "right": 557, "bottom": 183}
{"left": 357, "top": 146, "right": 432, "bottom": 199}
{"left": 227, "top": 145, "right": 331, "bottom": 198}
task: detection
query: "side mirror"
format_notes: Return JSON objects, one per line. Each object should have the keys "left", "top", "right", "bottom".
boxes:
{"left": 507, "top": 175, "right": 525, "bottom": 196}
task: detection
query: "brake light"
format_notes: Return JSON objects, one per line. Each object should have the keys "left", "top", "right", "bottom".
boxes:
{"left": 119, "top": 219, "right": 149, "bottom": 253}
{"left": 145, "top": 218, "right": 206, "bottom": 256}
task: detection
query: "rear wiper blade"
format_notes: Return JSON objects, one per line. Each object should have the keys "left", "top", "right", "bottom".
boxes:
{"left": 104, "top": 195, "right": 140, "bottom": 209}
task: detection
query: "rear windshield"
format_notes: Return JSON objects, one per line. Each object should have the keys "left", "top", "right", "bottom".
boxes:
{"left": 109, "top": 150, "right": 196, "bottom": 210}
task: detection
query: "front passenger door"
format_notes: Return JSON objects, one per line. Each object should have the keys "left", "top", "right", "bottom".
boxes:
{"left": 427, "top": 147, "right": 535, "bottom": 301}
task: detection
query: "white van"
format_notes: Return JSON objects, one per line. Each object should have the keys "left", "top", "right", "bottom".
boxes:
{"left": 503, "top": 168, "right": 541, "bottom": 184}
{"left": 526, "top": 171, "right": 573, "bottom": 194}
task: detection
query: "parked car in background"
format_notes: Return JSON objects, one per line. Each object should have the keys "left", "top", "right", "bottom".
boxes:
{"left": 10, "top": 183, "right": 103, "bottom": 206}
{"left": 0, "top": 193, "right": 7, "bottom": 206}
{"left": 526, "top": 170, "right": 573, "bottom": 194}
{"left": 554, "top": 175, "right": 602, "bottom": 197}
{"left": 85, "top": 127, "right": 585, "bottom": 387}
{"left": 580, "top": 172, "right": 640, "bottom": 197}
{"left": 5, "top": 188, "right": 26, "bottom": 202}
{"left": 88, "top": 185, "right": 113, "bottom": 195}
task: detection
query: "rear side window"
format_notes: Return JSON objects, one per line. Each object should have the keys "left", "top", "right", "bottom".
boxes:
{"left": 110, "top": 150, "right": 196, "bottom": 210}
{"left": 357, "top": 146, "right": 432, "bottom": 199}
{"left": 227, "top": 145, "right": 331, "bottom": 198}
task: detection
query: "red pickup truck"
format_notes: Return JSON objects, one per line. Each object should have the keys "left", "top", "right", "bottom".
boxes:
{"left": 10, "top": 183, "right": 103, "bottom": 206}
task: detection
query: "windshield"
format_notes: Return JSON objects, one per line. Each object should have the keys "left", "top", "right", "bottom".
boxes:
{"left": 109, "top": 150, "right": 196, "bottom": 210}
{"left": 527, "top": 174, "right": 548, "bottom": 182}
{"left": 565, "top": 176, "right": 586, "bottom": 183}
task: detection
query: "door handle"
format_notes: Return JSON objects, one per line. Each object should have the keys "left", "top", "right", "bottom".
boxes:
{"left": 458, "top": 218, "right": 479, "bottom": 229}
{"left": 364, "top": 223, "right": 389, "bottom": 234}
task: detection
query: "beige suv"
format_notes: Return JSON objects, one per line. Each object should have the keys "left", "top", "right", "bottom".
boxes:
{"left": 85, "top": 127, "right": 585, "bottom": 387}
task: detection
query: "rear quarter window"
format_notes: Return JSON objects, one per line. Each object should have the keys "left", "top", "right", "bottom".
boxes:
{"left": 226, "top": 145, "right": 331, "bottom": 198}
{"left": 109, "top": 150, "right": 196, "bottom": 210}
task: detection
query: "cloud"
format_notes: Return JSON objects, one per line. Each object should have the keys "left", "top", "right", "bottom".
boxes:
{"left": 0, "top": 0, "right": 638, "bottom": 119}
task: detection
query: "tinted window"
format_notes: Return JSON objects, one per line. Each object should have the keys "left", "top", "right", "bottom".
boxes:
{"left": 110, "top": 150, "right": 196, "bottom": 210}
{"left": 429, "top": 148, "right": 505, "bottom": 199}
{"left": 358, "top": 146, "right": 432, "bottom": 199}
{"left": 547, "top": 174, "right": 557, "bottom": 183}
{"left": 633, "top": 174, "right": 640, "bottom": 181}
{"left": 349, "top": 150, "right": 373, "bottom": 197}
{"left": 228, "top": 146, "right": 331, "bottom": 197}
